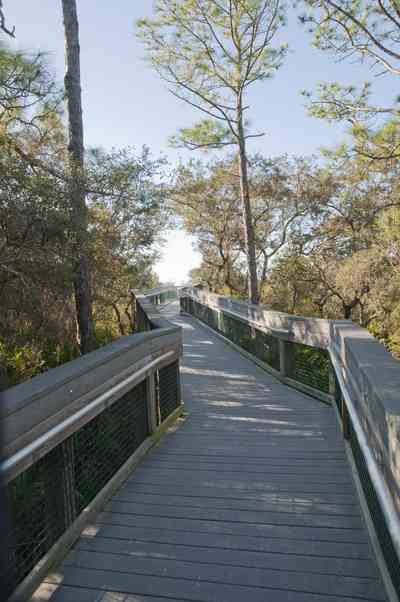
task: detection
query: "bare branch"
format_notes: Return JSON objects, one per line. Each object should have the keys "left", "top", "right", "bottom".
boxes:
{"left": 0, "top": 0, "right": 15, "bottom": 37}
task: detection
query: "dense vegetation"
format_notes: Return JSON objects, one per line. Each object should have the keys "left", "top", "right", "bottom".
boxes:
{"left": 1, "top": 0, "right": 399, "bottom": 387}
{"left": 0, "top": 42, "right": 166, "bottom": 386}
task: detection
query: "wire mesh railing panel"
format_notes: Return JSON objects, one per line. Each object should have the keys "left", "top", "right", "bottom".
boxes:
{"left": 162, "top": 290, "right": 177, "bottom": 303}
{"left": 182, "top": 297, "right": 282, "bottom": 373}
{"left": 348, "top": 415, "right": 400, "bottom": 597}
{"left": 253, "top": 329, "right": 280, "bottom": 371}
{"left": 5, "top": 379, "right": 149, "bottom": 593}
{"left": 219, "top": 311, "right": 251, "bottom": 346}
{"left": 5, "top": 442, "right": 68, "bottom": 591}
{"left": 289, "top": 342, "right": 330, "bottom": 394}
{"left": 147, "top": 289, "right": 177, "bottom": 305}
{"left": 158, "top": 361, "right": 180, "bottom": 423}
{"left": 182, "top": 296, "right": 333, "bottom": 393}
{"left": 73, "top": 379, "right": 149, "bottom": 511}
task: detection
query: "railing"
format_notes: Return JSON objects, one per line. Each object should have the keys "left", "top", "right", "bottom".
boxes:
{"left": 180, "top": 286, "right": 400, "bottom": 599}
{"left": 180, "top": 288, "right": 332, "bottom": 401}
{"left": 136, "top": 285, "right": 178, "bottom": 306}
{"left": 0, "top": 288, "right": 182, "bottom": 602}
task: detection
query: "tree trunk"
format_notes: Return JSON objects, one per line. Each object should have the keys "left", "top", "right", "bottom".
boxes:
{"left": 112, "top": 303, "right": 126, "bottom": 336}
{"left": 236, "top": 116, "right": 258, "bottom": 304}
{"left": 343, "top": 296, "right": 361, "bottom": 320}
{"left": 343, "top": 304, "right": 352, "bottom": 320}
{"left": 62, "top": 0, "right": 96, "bottom": 354}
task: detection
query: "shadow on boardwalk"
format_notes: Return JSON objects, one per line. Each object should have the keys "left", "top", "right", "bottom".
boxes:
{"left": 35, "top": 303, "right": 386, "bottom": 602}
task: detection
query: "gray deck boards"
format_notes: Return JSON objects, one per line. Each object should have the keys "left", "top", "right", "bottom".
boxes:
{"left": 35, "top": 303, "right": 387, "bottom": 602}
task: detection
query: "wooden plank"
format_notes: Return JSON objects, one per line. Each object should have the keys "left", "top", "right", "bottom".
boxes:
{"left": 181, "top": 415, "right": 343, "bottom": 427}
{"left": 62, "top": 548, "right": 385, "bottom": 601}
{"left": 75, "top": 535, "right": 378, "bottom": 578}
{"left": 156, "top": 430, "right": 344, "bottom": 442}
{"left": 121, "top": 480, "right": 359, "bottom": 505}
{"left": 34, "top": 583, "right": 184, "bottom": 602}
{"left": 126, "top": 472, "right": 357, "bottom": 495}
{"left": 44, "top": 565, "right": 382, "bottom": 602}
{"left": 127, "top": 465, "right": 355, "bottom": 485}
{"left": 89, "top": 521, "right": 375, "bottom": 559}
{"left": 111, "top": 489, "right": 361, "bottom": 516}
{"left": 140, "top": 458, "right": 351, "bottom": 476}
{"left": 96, "top": 510, "right": 369, "bottom": 543}
{"left": 135, "top": 436, "right": 346, "bottom": 451}
{"left": 105, "top": 499, "right": 363, "bottom": 529}
{"left": 151, "top": 448, "right": 348, "bottom": 461}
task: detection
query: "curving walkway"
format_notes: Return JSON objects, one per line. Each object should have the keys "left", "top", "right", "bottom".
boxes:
{"left": 35, "top": 303, "right": 387, "bottom": 602}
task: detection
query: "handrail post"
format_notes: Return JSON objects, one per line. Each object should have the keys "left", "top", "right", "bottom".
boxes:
{"left": 328, "top": 362, "right": 336, "bottom": 398}
{"left": 146, "top": 371, "right": 159, "bottom": 434}
{"left": 177, "top": 359, "right": 183, "bottom": 407}
{"left": 61, "top": 438, "right": 77, "bottom": 527}
{"left": 279, "top": 339, "right": 294, "bottom": 378}
{"left": 341, "top": 398, "right": 350, "bottom": 440}
{"left": 329, "top": 360, "right": 350, "bottom": 439}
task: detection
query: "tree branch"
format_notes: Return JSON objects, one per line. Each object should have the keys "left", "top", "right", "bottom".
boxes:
{"left": 0, "top": 1, "right": 15, "bottom": 37}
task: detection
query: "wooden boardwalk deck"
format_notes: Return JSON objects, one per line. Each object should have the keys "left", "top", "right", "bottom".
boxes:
{"left": 35, "top": 304, "right": 387, "bottom": 602}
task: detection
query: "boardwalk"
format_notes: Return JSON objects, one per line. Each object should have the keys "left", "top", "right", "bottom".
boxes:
{"left": 36, "top": 303, "right": 386, "bottom": 602}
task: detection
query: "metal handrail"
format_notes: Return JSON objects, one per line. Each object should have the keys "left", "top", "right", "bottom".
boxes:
{"left": 330, "top": 349, "right": 400, "bottom": 562}
{"left": 0, "top": 350, "right": 175, "bottom": 483}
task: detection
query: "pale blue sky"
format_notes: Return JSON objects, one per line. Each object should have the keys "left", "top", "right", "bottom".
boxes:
{"left": 6, "top": 1, "right": 395, "bottom": 282}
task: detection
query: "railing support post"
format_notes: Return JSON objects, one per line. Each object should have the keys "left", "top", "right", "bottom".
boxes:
{"left": 61, "top": 438, "right": 77, "bottom": 527}
{"left": 176, "top": 359, "right": 183, "bottom": 407}
{"left": 341, "top": 398, "right": 350, "bottom": 440}
{"left": 146, "top": 372, "right": 159, "bottom": 434}
{"left": 328, "top": 363, "right": 336, "bottom": 398}
{"left": 45, "top": 438, "right": 77, "bottom": 542}
{"left": 279, "top": 339, "right": 294, "bottom": 378}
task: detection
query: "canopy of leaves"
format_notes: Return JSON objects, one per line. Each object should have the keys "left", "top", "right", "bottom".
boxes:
{"left": 137, "top": 0, "right": 287, "bottom": 148}
{"left": 297, "top": 0, "right": 400, "bottom": 158}
{"left": 0, "top": 46, "right": 167, "bottom": 385}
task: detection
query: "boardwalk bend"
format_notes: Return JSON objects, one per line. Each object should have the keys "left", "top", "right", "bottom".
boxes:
{"left": 1, "top": 285, "right": 400, "bottom": 601}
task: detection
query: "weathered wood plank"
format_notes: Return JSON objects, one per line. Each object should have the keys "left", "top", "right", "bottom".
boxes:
{"left": 111, "top": 489, "right": 361, "bottom": 516}
{"left": 140, "top": 457, "right": 351, "bottom": 476}
{"left": 89, "top": 521, "right": 375, "bottom": 559}
{"left": 62, "top": 548, "right": 385, "bottom": 601}
{"left": 75, "top": 535, "right": 378, "bottom": 578}
{"left": 128, "top": 465, "right": 354, "bottom": 485}
{"left": 104, "top": 499, "right": 363, "bottom": 529}
{"left": 44, "top": 565, "right": 382, "bottom": 602}
{"left": 151, "top": 448, "right": 348, "bottom": 461}
{"left": 126, "top": 472, "right": 357, "bottom": 494}
{"left": 120, "top": 480, "right": 359, "bottom": 505}
{"left": 35, "top": 582, "right": 184, "bottom": 602}
{"left": 96, "top": 509, "right": 369, "bottom": 543}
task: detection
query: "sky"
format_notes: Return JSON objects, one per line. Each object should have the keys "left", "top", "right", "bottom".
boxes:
{"left": 6, "top": 1, "right": 396, "bottom": 283}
